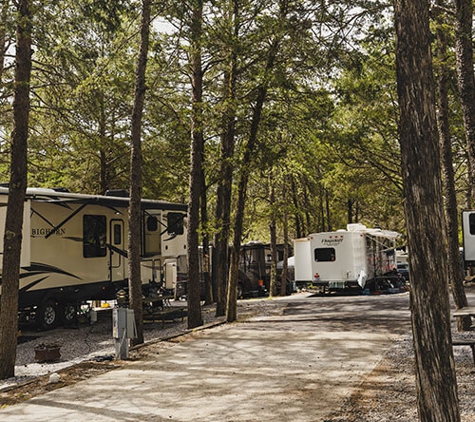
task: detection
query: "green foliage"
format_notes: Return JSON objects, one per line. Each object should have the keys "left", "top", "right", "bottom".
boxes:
{"left": 2, "top": 0, "right": 464, "bottom": 247}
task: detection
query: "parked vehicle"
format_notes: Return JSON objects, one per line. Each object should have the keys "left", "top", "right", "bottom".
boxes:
{"left": 0, "top": 187, "right": 187, "bottom": 329}
{"left": 462, "top": 211, "right": 475, "bottom": 267}
{"left": 293, "top": 223, "right": 401, "bottom": 293}
{"left": 238, "top": 241, "right": 295, "bottom": 298}
{"left": 397, "top": 262, "right": 410, "bottom": 282}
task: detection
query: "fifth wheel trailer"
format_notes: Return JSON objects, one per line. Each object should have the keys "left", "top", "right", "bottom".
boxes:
{"left": 0, "top": 187, "right": 187, "bottom": 329}
{"left": 293, "top": 224, "right": 401, "bottom": 293}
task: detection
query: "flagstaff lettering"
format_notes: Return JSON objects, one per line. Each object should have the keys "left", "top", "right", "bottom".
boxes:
{"left": 321, "top": 238, "right": 344, "bottom": 246}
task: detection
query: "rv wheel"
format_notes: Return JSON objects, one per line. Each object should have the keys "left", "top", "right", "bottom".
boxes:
{"left": 62, "top": 302, "right": 79, "bottom": 327}
{"left": 237, "top": 284, "right": 243, "bottom": 299}
{"left": 37, "top": 299, "right": 59, "bottom": 330}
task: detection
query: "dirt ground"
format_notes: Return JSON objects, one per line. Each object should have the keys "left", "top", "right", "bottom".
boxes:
{"left": 2, "top": 291, "right": 475, "bottom": 421}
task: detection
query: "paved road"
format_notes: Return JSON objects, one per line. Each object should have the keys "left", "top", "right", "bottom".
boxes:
{"left": 0, "top": 292, "right": 412, "bottom": 421}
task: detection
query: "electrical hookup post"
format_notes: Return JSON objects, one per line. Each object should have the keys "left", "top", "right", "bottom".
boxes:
{"left": 112, "top": 290, "right": 137, "bottom": 359}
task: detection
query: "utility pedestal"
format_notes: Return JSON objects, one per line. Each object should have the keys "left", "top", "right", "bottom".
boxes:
{"left": 112, "top": 306, "right": 136, "bottom": 360}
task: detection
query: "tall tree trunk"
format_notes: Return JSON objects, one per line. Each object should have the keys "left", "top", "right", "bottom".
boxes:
{"left": 0, "top": 0, "right": 31, "bottom": 380}
{"left": 280, "top": 181, "right": 289, "bottom": 297}
{"left": 226, "top": 42, "right": 278, "bottom": 321}
{"left": 0, "top": 1, "right": 9, "bottom": 85}
{"left": 269, "top": 182, "right": 277, "bottom": 297}
{"left": 347, "top": 198, "right": 353, "bottom": 224}
{"left": 453, "top": 0, "right": 475, "bottom": 207}
{"left": 394, "top": 0, "right": 460, "bottom": 420}
{"left": 466, "top": 157, "right": 473, "bottom": 209}
{"left": 99, "top": 99, "right": 109, "bottom": 194}
{"left": 435, "top": 2, "right": 471, "bottom": 331}
{"left": 213, "top": 0, "right": 238, "bottom": 318}
{"left": 187, "top": 0, "right": 204, "bottom": 329}
{"left": 128, "top": 0, "right": 151, "bottom": 346}
{"left": 200, "top": 170, "right": 213, "bottom": 305}
{"left": 291, "top": 177, "right": 302, "bottom": 238}
{"left": 325, "top": 189, "right": 331, "bottom": 232}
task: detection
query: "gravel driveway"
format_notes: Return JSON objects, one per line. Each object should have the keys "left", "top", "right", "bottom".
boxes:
{"left": 2, "top": 290, "right": 475, "bottom": 421}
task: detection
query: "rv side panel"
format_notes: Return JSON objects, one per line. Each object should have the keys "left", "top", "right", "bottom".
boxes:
{"left": 463, "top": 210, "right": 475, "bottom": 265}
{"left": 308, "top": 231, "right": 367, "bottom": 288}
{"left": 293, "top": 238, "right": 312, "bottom": 282}
{"left": 0, "top": 195, "right": 31, "bottom": 269}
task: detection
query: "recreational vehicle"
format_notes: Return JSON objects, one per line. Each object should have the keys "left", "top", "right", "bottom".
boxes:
{"left": 293, "top": 224, "right": 401, "bottom": 293}
{"left": 238, "top": 241, "right": 295, "bottom": 297}
{"left": 0, "top": 187, "right": 187, "bottom": 329}
{"left": 463, "top": 210, "right": 475, "bottom": 267}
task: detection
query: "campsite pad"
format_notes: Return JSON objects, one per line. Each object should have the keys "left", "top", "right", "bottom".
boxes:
{"left": 0, "top": 293, "right": 412, "bottom": 421}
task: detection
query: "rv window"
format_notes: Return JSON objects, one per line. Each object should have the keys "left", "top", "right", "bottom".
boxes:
{"left": 113, "top": 223, "right": 121, "bottom": 245}
{"left": 167, "top": 212, "right": 184, "bottom": 235}
{"left": 470, "top": 214, "right": 475, "bottom": 235}
{"left": 314, "top": 248, "right": 336, "bottom": 262}
{"left": 146, "top": 216, "right": 158, "bottom": 232}
{"left": 83, "top": 215, "right": 107, "bottom": 258}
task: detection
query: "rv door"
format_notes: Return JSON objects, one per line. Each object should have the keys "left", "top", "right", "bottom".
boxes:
{"left": 109, "top": 219, "right": 125, "bottom": 282}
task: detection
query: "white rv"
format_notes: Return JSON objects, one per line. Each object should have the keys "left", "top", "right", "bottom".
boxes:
{"left": 293, "top": 223, "right": 401, "bottom": 292}
{"left": 0, "top": 187, "right": 187, "bottom": 329}
{"left": 462, "top": 210, "right": 475, "bottom": 266}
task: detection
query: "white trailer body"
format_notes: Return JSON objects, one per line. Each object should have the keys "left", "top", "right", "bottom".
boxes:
{"left": 462, "top": 210, "right": 475, "bottom": 266}
{"left": 293, "top": 224, "right": 400, "bottom": 290}
{"left": 0, "top": 187, "right": 187, "bottom": 328}
{"left": 293, "top": 237, "right": 312, "bottom": 283}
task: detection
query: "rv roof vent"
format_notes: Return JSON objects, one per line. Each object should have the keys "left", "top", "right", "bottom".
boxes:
{"left": 105, "top": 189, "right": 129, "bottom": 197}
{"left": 52, "top": 187, "right": 69, "bottom": 192}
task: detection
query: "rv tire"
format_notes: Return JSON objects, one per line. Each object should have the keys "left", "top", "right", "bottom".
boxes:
{"left": 62, "top": 302, "right": 79, "bottom": 327}
{"left": 237, "top": 284, "right": 243, "bottom": 299}
{"left": 37, "top": 298, "right": 59, "bottom": 330}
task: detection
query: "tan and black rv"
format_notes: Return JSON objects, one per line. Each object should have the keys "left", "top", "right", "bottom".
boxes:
{"left": 0, "top": 187, "right": 187, "bottom": 329}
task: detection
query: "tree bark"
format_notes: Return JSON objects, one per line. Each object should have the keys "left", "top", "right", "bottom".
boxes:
{"left": 394, "top": 0, "right": 460, "bottom": 420}
{"left": 280, "top": 182, "right": 289, "bottom": 297}
{"left": 226, "top": 1, "right": 288, "bottom": 321}
{"left": 435, "top": 1, "right": 471, "bottom": 331}
{"left": 453, "top": 0, "right": 475, "bottom": 207}
{"left": 227, "top": 74, "right": 273, "bottom": 322}
{"left": 213, "top": 0, "right": 239, "bottom": 318}
{"left": 0, "top": 1, "right": 9, "bottom": 85}
{"left": 187, "top": 0, "right": 204, "bottom": 329}
{"left": 0, "top": 0, "right": 31, "bottom": 380}
{"left": 200, "top": 170, "right": 213, "bottom": 305}
{"left": 128, "top": 0, "right": 151, "bottom": 346}
{"left": 269, "top": 182, "right": 278, "bottom": 297}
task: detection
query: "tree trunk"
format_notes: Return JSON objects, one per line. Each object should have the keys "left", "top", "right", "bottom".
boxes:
{"left": 128, "top": 0, "right": 151, "bottom": 346}
{"left": 394, "top": 0, "right": 460, "bottom": 420}
{"left": 227, "top": 80, "right": 272, "bottom": 322}
{"left": 291, "top": 177, "right": 302, "bottom": 238}
{"left": 453, "top": 0, "right": 475, "bottom": 206}
{"left": 0, "top": 1, "right": 9, "bottom": 85}
{"left": 226, "top": 1, "right": 287, "bottom": 322}
{"left": 213, "top": 0, "right": 239, "bottom": 318}
{"left": 0, "top": 0, "right": 31, "bottom": 380}
{"left": 187, "top": 0, "right": 204, "bottom": 329}
{"left": 269, "top": 186, "right": 278, "bottom": 297}
{"left": 99, "top": 98, "right": 109, "bottom": 195}
{"left": 435, "top": 2, "right": 471, "bottom": 331}
{"left": 280, "top": 182, "right": 289, "bottom": 297}
{"left": 200, "top": 170, "right": 213, "bottom": 305}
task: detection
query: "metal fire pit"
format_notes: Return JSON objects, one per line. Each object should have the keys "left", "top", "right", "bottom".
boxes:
{"left": 34, "top": 344, "right": 61, "bottom": 362}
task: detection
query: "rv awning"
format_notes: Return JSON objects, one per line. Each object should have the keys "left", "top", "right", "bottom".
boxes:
{"left": 20, "top": 188, "right": 187, "bottom": 212}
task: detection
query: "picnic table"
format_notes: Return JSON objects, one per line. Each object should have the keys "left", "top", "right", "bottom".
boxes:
{"left": 452, "top": 306, "right": 475, "bottom": 365}
{"left": 453, "top": 306, "right": 475, "bottom": 318}
{"left": 142, "top": 294, "right": 187, "bottom": 326}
